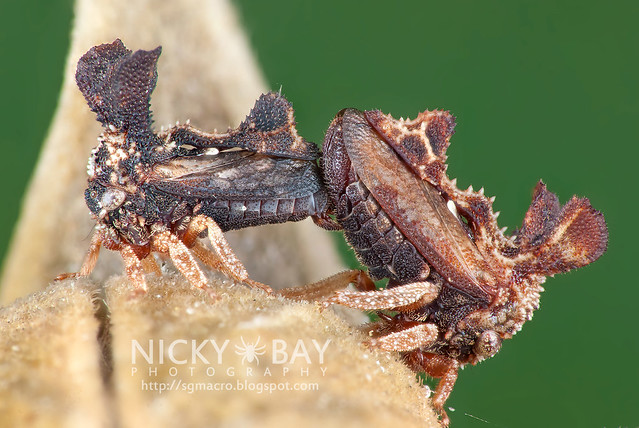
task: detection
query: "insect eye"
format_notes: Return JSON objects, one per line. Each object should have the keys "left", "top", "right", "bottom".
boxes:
{"left": 89, "top": 190, "right": 98, "bottom": 199}
{"left": 474, "top": 330, "right": 502, "bottom": 358}
{"left": 100, "top": 188, "right": 127, "bottom": 211}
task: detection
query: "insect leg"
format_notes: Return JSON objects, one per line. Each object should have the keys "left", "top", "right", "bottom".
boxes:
{"left": 423, "top": 355, "right": 459, "bottom": 427}
{"left": 191, "top": 240, "right": 226, "bottom": 272}
{"left": 151, "top": 230, "right": 208, "bottom": 291}
{"left": 140, "top": 254, "right": 162, "bottom": 276}
{"left": 368, "top": 323, "right": 439, "bottom": 352}
{"left": 277, "top": 270, "right": 374, "bottom": 301}
{"left": 119, "top": 244, "right": 148, "bottom": 293}
{"left": 322, "top": 281, "right": 441, "bottom": 311}
{"left": 188, "top": 215, "right": 271, "bottom": 292}
{"left": 55, "top": 230, "right": 104, "bottom": 281}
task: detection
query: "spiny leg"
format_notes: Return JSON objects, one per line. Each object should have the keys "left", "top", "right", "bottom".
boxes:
{"left": 140, "top": 254, "right": 162, "bottom": 276}
{"left": 152, "top": 230, "right": 208, "bottom": 291}
{"left": 201, "top": 216, "right": 248, "bottom": 281}
{"left": 180, "top": 214, "right": 205, "bottom": 247}
{"left": 188, "top": 215, "right": 270, "bottom": 292}
{"left": 367, "top": 320, "right": 454, "bottom": 425}
{"left": 55, "top": 230, "right": 104, "bottom": 281}
{"left": 242, "top": 279, "right": 272, "bottom": 293}
{"left": 191, "top": 240, "right": 226, "bottom": 272}
{"left": 368, "top": 323, "right": 439, "bottom": 352}
{"left": 191, "top": 240, "right": 272, "bottom": 294}
{"left": 322, "top": 281, "right": 441, "bottom": 311}
{"left": 421, "top": 355, "right": 459, "bottom": 427}
{"left": 277, "top": 269, "right": 374, "bottom": 301}
{"left": 119, "top": 244, "right": 148, "bottom": 294}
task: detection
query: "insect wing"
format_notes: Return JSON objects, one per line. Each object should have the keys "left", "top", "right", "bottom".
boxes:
{"left": 149, "top": 151, "right": 324, "bottom": 201}
{"left": 341, "top": 109, "right": 497, "bottom": 299}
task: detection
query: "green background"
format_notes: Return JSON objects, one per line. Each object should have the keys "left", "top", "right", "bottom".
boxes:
{"left": 1, "top": 1, "right": 637, "bottom": 426}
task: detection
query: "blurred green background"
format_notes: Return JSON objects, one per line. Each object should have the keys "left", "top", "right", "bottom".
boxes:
{"left": 0, "top": 1, "right": 636, "bottom": 426}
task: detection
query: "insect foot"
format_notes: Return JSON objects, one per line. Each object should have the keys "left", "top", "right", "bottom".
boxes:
{"left": 57, "top": 39, "right": 329, "bottom": 296}
{"left": 314, "top": 107, "right": 608, "bottom": 426}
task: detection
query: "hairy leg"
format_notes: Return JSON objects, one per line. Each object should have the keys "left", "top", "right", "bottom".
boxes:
{"left": 369, "top": 323, "right": 439, "bottom": 352}
{"left": 323, "top": 281, "right": 441, "bottom": 311}
{"left": 55, "top": 231, "right": 104, "bottom": 281}
{"left": 184, "top": 215, "right": 271, "bottom": 292}
{"left": 152, "top": 230, "right": 208, "bottom": 290}
{"left": 119, "top": 244, "right": 148, "bottom": 293}
{"left": 277, "top": 269, "right": 374, "bottom": 301}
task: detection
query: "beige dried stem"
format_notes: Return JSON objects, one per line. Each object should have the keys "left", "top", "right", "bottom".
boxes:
{"left": 0, "top": 0, "right": 440, "bottom": 426}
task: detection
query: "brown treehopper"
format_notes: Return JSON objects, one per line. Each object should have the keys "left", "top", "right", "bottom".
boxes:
{"left": 303, "top": 107, "right": 608, "bottom": 425}
{"left": 57, "top": 40, "right": 333, "bottom": 295}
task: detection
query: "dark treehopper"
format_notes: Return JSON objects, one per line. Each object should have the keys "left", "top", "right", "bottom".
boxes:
{"left": 57, "top": 40, "right": 333, "bottom": 296}
{"left": 288, "top": 107, "right": 608, "bottom": 425}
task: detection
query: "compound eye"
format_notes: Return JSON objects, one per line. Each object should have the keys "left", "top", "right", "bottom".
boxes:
{"left": 84, "top": 183, "right": 105, "bottom": 215}
{"left": 100, "top": 188, "right": 127, "bottom": 212}
{"left": 474, "top": 330, "right": 502, "bottom": 359}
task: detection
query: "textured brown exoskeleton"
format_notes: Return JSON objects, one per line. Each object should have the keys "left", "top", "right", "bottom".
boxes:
{"left": 57, "top": 40, "right": 332, "bottom": 295}
{"left": 304, "top": 107, "right": 608, "bottom": 425}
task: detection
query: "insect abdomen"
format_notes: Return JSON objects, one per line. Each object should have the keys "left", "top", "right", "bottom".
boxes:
{"left": 199, "top": 189, "right": 328, "bottom": 231}
{"left": 337, "top": 180, "right": 429, "bottom": 283}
